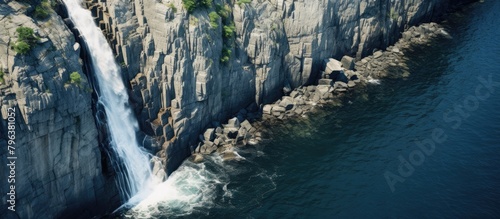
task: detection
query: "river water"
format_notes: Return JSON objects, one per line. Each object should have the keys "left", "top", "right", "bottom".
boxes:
{"left": 126, "top": 1, "right": 500, "bottom": 218}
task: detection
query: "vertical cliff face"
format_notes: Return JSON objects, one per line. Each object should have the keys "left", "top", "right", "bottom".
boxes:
{"left": 88, "top": 0, "right": 468, "bottom": 174}
{"left": 0, "top": 0, "right": 474, "bottom": 217}
{"left": 0, "top": 1, "right": 118, "bottom": 218}
{"left": 86, "top": 0, "right": 467, "bottom": 174}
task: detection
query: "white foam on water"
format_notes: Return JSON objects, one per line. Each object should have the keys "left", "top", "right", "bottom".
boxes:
{"left": 367, "top": 76, "right": 381, "bottom": 85}
{"left": 64, "top": 0, "right": 154, "bottom": 201}
{"left": 126, "top": 156, "right": 230, "bottom": 218}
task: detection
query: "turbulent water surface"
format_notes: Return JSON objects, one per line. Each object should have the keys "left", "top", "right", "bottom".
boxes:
{"left": 126, "top": 1, "right": 500, "bottom": 218}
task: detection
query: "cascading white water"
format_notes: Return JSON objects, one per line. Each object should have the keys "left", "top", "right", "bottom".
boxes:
{"left": 64, "top": 0, "right": 152, "bottom": 200}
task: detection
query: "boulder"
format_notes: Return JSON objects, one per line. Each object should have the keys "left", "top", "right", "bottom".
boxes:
{"left": 200, "top": 142, "right": 217, "bottom": 154}
{"left": 318, "top": 79, "right": 333, "bottom": 86}
{"left": 263, "top": 104, "right": 273, "bottom": 114}
{"left": 334, "top": 81, "right": 348, "bottom": 89}
{"left": 222, "top": 151, "right": 239, "bottom": 161}
{"left": 289, "top": 90, "right": 300, "bottom": 98}
{"left": 215, "top": 126, "right": 223, "bottom": 134}
{"left": 279, "top": 96, "right": 294, "bottom": 110}
{"left": 240, "top": 119, "right": 253, "bottom": 131}
{"left": 373, "top": 51, "right": 384, "bottom": 58}
{"left": 224, "top": 117, "right": 240, "bottom": 129}
{"left": 306, "top": 86, "right": 316, "bottom": 92}
{"left": 236, "top": 127, "right": 247, "bottom": 142}
{"left": 316, "top": 85, "right": 331, "bottom": 94}
{"left": 324, "top": 58, "right": 342, "bottom": 73}
{"left": 213, "top": 138, "right": 221, "bottom": 146}
{"left": 293, "top": 97, "right": 305, "bottom": 105}
{"left": 328, "top": 71, "right": 349, "bottom": 83}
{"left": 341, "top": 56, "right": 355, "bottom": 70}
{"left": 192, "top": 154, "right": 204, "bottom": 163}
{"left": 203, "top": 128, "right": 215, "bottom": 141}
{"left": 312, "top": 93, "right": 321, "bottom": 102}
{"left": 272, "top": 105, "right": 286, "bottom": 113}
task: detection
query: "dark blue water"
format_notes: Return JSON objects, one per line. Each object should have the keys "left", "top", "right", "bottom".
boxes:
{"left": 127, "top": 1, "right": 500, "bottom": 218}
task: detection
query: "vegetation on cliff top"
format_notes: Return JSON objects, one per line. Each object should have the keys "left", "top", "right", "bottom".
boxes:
{"left": 212, "top": 4, "right": 235, "bottom": 64}
{"left": 182, "top": 1, "right": 240, "bottom": 64}
{"left": 33, "top": 0, "right": 56, "bottom": 20}
{"left": 168, "top": 3, "right": 177, "bottom": 13}
{"left": 182, "top": 0, "right": 212, "bottom": 13}
{"left": 14, "top": 26, "right": 38, "bottom": 55}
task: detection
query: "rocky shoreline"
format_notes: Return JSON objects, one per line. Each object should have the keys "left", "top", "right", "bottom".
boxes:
{"left": 185, "top": 22, "right": 452, "bottom": 164}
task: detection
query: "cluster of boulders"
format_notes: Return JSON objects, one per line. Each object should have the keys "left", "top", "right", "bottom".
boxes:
{"left": 353, "top": 46, "right": 410, "bottom": 79}
{"left": 192, "top": 117, "right": 262, "bottom": 162}
{"left": 355, "top": 22, "right": 449, "bottom": 79}
{"left": 260, "top": 57, "right": 362, "bottom": 120}
{"left": 192, "top": 22, "right": 451, "bottom": 163}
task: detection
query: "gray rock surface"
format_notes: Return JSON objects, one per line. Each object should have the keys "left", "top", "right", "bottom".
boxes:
{"left": 0, "top": 2, "right": 118, "bottom": 218}
{"left": 0, "top": 0, "right": 473, "bottom": 217}
{"left": 86, "top": 0, "right": 466, "bottom": 175}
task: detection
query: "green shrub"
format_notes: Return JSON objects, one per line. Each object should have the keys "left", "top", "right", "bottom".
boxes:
{"left": 220, "top": 56, "right": 230, "bottom": 64}
{"left": 168, "top": 3, "right": 177, "bottom": 13}
{"left": 220, "top": 47, "right": 231, "bottom": 63}
{"left": 34, "top": 5, "right": 50, "bottom": 19}
{"left": 200, "top": 0, "right": 212, "bottom": 7}
{"left": 14, "top": 41, "right": 31, "bottom": 54}
{"left": 41, "top": 0, "right": 52, "bottom": 8}
{"left": 34, "top": 0, "right": 51, "bottom": 20}
{"left": 209, "top": 11, "right": 220, "bottom": 29}
{"left": 182, "top": 0, "right": 212, "bottom": 13}
{"left": 16, "top": 27, "right": 36, "bottom": 43}
{"left": 70, "top": 72, "right": 82, "bottom": 85}
{"left": 0, "top": 68, "right": 4, "bottom": 84}
{"left": 390, "top": 8, "right": 399, "bottom": 20}
{"left": 237, "top": 0, "right": 251, "bottom": 6}
{"left": 215, "top": 4, "right": 230, "bottom": 20}
{"left": 14, "top": 26, "right": 37, "bottom": 55}
{"left": 223, "top": 24, "right": 235, "bottom": 38}
{"left": 182, "top": 0, "right": 197, "bottom": 12}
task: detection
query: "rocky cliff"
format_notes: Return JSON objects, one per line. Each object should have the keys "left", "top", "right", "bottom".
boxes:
{"left": 0, "top": 1, "right": 118, "bottom": 218}
{"left": 87, "top": 0, "right": 470, "bottom": 174}
{"left": 0, "top": 0, "right": 473, "bottom": 217}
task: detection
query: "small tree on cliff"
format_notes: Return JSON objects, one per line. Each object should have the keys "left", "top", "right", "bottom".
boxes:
{"left": 70, "top": 72, "right": 82, "bottom": 85}
{"left": 14, "top": 26, "right": 38, "bottom": 55}
{"left": 182, "top": 0, "right": 212, "bottom": 13}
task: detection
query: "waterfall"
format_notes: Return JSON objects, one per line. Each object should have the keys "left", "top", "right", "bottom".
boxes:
{"left": 63, "top": 0, "right": 153, "bottom": 201}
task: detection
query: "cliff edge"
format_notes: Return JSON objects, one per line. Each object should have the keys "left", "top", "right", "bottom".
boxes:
{"left": 0, "top": 1, "right": 118, "bottom": 218}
